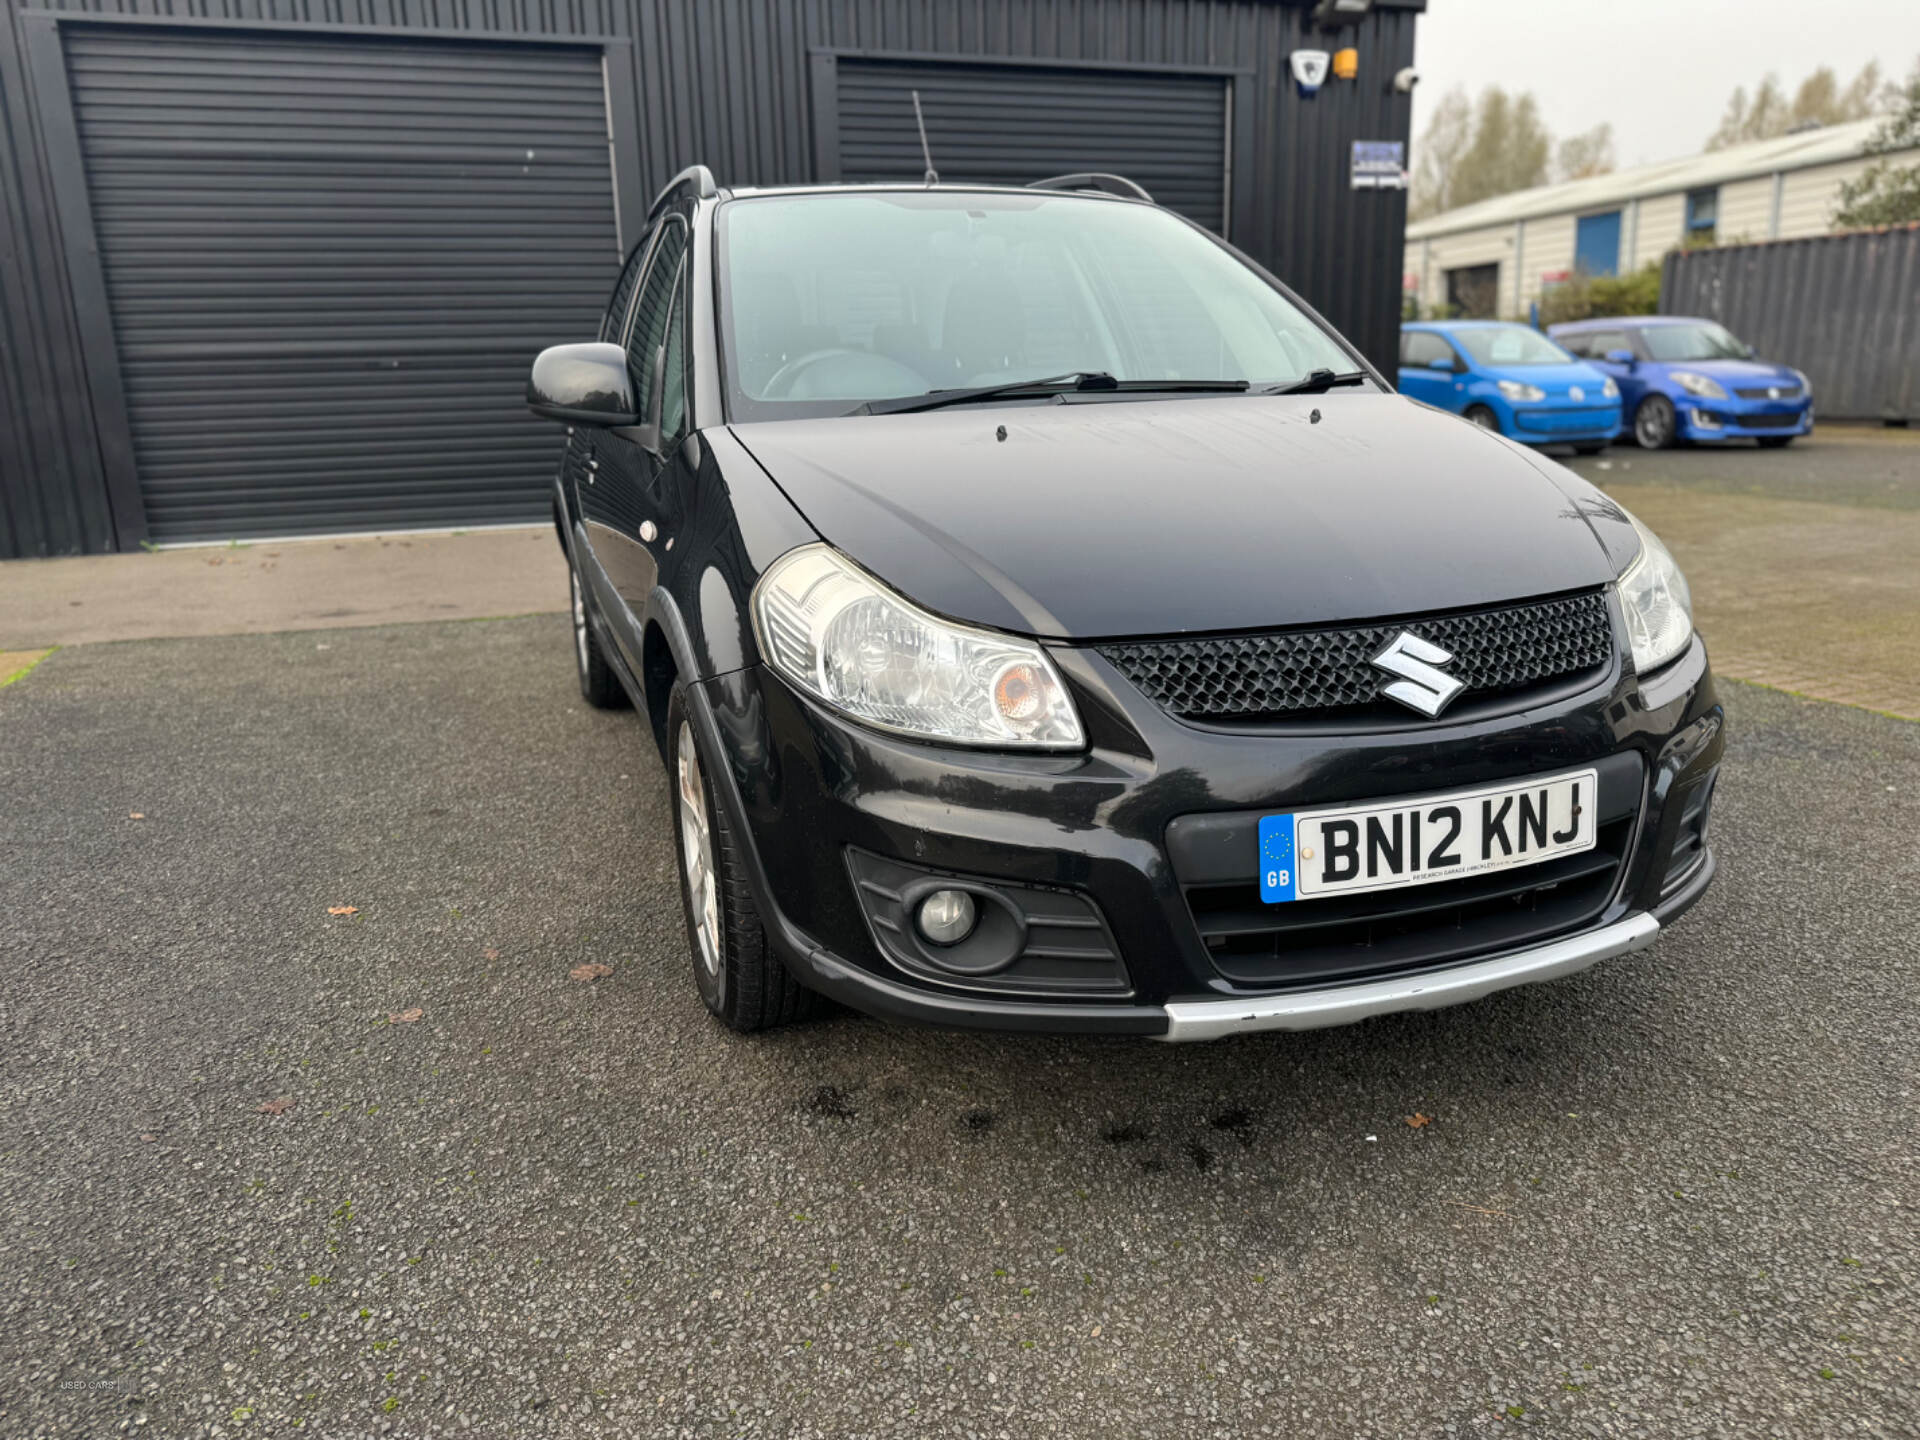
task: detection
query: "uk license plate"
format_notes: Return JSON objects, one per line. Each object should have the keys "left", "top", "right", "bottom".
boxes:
{"left": 1257, "top": 768, "right": 1598, "bottom": 903}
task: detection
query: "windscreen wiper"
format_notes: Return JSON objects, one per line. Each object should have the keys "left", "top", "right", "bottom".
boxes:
{"left": 1265, "top": 369, "right": 1371, "bottom": 395}
{"left": 859, "top": 372, "right": 1249, "bottom": 416}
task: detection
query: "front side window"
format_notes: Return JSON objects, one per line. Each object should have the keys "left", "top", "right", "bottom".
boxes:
{"left": 1402, "top": 331, "right": 1455, "bottom": 368}
{"left": 1643, "top": 322, "right": 1747, "bottom": 362}
{"left": 1451, "top": 325, "right": 1575, "bottom": 367}
{"left": 716, "top": 192, "right": 1360, "bottom": 420}
{"left": 627, "top": 216, "right": 688, "bottom": 423}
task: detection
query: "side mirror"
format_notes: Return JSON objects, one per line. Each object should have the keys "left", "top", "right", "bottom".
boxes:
{"left": 1604, "top": 348, "right": 1636, "bottom": 367}
{"left": 1428, "top": 355, "right": 1458, "bottom": 371}
{"left": 1743, "top": 343, "right": 1758, "bottom": 359}
{"left": 527, "top": 342, "right": 639, "bottom": 427}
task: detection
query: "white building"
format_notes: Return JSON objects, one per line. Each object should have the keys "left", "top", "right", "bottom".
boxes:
{"left": 1403, "top": 118, "right": 1919, "bottom": 319}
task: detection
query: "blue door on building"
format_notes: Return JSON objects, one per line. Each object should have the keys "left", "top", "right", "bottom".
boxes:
{"left": 1575, "top": 210, "right": 1622, "bottom": 277}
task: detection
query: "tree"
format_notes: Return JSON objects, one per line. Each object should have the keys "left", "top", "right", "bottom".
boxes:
{"left": 1410, "top": 86, "right": 1552, "bottom": 220}
{"left": 1555, "top": 123, "right": 1615, "bottom": 182}
{"left": 1833, "top": 61, "right": 1920, "bottom": 227}
{"left": 1707, "top": 60, "right": 1893, "bottom": 149}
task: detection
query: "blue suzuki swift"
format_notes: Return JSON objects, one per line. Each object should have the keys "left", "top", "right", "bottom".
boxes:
{"left": 1549, "top": 316, "right": 1813, "bottom": 449}
{"left": 1398, "top": 321, "right": 1621, "bottom": 452}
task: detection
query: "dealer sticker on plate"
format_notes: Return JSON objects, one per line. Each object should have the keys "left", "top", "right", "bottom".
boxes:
{"left": 1258, "top": 767, "right": 1598, "bottom": 904}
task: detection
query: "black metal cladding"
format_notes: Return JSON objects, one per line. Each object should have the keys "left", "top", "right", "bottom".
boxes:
{"left": 834, "top": 59, "right": 1228, "bottom": 233}
{"left": 0, "top": 0, "right": 1422, "bottom": 557}
{"left": 1099, "top": 590, "right": 1613, "bottom": 721}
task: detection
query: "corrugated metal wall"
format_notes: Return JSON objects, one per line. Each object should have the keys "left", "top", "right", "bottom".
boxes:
{"left": 0, "top": 0, "right": 1420, "bottom": 557}
{"left": 1662, "top": 226, "right": 1920, "bottom": 423}
{"left": 833, "top": 58, "right": 1229, "bottom": 232}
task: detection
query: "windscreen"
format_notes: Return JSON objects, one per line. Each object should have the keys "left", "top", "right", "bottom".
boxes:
{"left": 1641, "top": 322, "right": 1749, "bottom": 362}
{"left": 1452, "top": 325, "right": 1574, "bottom": 367}
{"left": 716, "top": 191, "right": 1358, "bottom": 419}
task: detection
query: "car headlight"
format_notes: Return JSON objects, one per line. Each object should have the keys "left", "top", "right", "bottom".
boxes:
{"left": 752, "top": 544, "right": 1085, "bottom": 749}
{"left": 1671, "top": 370, "right": 1727, "bottom": 400}
{"left": 1791, "top": 368, "right": 1812, "bottom": 396}
{"left": 1497, "top": 379, "right": 1546, "bottom": 402}
{"left": 1600, "top": 376, "right": 1619, "bottom": 399}
{"left": 1617, "top": 511, "right": 1694, "bottom": 674}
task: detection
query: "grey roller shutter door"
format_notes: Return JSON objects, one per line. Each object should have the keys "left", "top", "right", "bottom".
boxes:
{"left": 62, "top": 26, "right": 618, "bottom": 541}
{"left": 835, "top": 59, "right": 1228, "bottom": 234}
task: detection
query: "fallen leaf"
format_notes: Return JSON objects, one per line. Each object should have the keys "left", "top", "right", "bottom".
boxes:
{"left": 327, "top": 905, "right": 358, "bottom": 916}
{"left": 140, "top": 1133, "right": 156, "bottom": 1143}
{"left": 1090, "top": 1325, "right": 1101, "bottom": 1337}
{"left": 483, "top": 948, "right": 500, "bottom": 961}
{"left": 258, "top": 1097, "right": 296, "bottom": 1116}
{"left": 1407, "top": 1112, "right": 1432, "bottom": 1128}
{"left": 128, "top": 812, "right": 145, "bottom": 820}
{"left": 569, "top": 963, "right": 613, "bottom": 982}
{"left": 388, "top": 1008, "right": 424, "bottom": 1025}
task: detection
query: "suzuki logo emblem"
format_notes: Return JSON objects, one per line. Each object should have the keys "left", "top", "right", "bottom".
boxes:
{"left": 1371, "top": 632, "right": 1466, "bottom": 718}
{"left": 1768, "top": 386, "right": 1781, "bottom": 398}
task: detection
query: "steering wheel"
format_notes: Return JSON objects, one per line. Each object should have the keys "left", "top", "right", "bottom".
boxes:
{"left": 763, "top": 347, "right": 926, "bottom": 400}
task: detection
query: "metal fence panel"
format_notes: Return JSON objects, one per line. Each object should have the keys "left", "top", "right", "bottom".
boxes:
{"left": 1661, "top": 226, "right": 1920, "bottom": 423}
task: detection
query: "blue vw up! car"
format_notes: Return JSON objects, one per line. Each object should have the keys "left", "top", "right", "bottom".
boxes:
{"left": 1549, "top": 316, "right": 1812, "bottom": 449}
{"left": 1399, "top": 321, "right": 1620, "bottom": 452}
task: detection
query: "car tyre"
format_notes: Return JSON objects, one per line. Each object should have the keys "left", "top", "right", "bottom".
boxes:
{"left": 1464, "top": 404, "right": 1500, "bottom": 433}
{"left": 1633, "top": 394, "right": 1677, "bottom": 450}
{"left": 666, "top": 684, "right": 820, "bottom": 1032}
{"left": 1757, "top": 436, "right": 1795, "bottom": 449}
{"left": 570, "top": 562, "right": 627, "bottom": 710}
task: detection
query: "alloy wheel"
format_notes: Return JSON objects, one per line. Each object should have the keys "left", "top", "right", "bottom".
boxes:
{"left": 1635, "top": 397, "right": 1674, "bottom": 449}
{"left": 676, "top": 721, "right": 720, "bottom": 978}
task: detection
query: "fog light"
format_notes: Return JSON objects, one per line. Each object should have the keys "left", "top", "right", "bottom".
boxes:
{"left": 1691, "top": 407, "right": 1722, "bottom": 429}
{"left": 917, "top": 889, "right": 977, "bottom": 946}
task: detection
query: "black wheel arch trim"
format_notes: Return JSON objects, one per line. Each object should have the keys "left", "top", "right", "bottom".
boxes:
{"left": 678, "top": 672, "right": 1171, "bottom": 1035}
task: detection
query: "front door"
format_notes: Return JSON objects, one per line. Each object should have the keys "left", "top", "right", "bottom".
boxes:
{"left": 577, "top": 209, "right": 691, "bottom": 672}
{"left": 1397, "top": 330, "right": 1465, "bottom": 411}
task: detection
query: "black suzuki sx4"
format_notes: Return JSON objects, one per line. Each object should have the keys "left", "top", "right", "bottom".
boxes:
{"left": 528, "top": 168, "right": 1721, "bottom": 1042}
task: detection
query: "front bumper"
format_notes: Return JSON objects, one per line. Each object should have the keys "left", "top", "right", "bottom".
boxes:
{"left": 1678, "top": 397, "right": 1812, "bottom": 441}
{"left": 1506, "top": 400, "right": 1622, "bottom": 445}
{"left": 691, "top": 614, "right": 1723, "bottom": 1041}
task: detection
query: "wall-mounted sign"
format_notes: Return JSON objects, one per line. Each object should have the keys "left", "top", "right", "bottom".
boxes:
{"left": 1350, "top": 140, "right": 1407, "bottom": 190}
{"left": 1540, "top": 269, "right": 1572, "bottom": 284}
{"left": 1290, "top": 50, "right": 1331, "bottom": 97}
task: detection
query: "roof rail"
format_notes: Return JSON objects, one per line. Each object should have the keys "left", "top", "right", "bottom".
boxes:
{"left": 649, "top": 164, "right": 719, "bottom": 217}
{"left": 1026, "top": 172, "right": 1155, "bottom": 204}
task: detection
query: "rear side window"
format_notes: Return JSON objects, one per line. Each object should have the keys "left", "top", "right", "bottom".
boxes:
{"left": 627, "top": 216, "right": 688, "bottom": 417}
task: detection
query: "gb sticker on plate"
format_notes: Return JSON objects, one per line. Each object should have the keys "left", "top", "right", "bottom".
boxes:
{"left": 1257, "top": 814, "right": 1298, "bottom": 903}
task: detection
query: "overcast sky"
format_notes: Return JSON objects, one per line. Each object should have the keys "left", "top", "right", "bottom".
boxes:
{"left": 1410, "top": 0, "right": 1920, "bottom": 170}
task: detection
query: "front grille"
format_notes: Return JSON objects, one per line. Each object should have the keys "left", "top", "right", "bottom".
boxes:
{"left": 1098, "top": 590, "right": 1612, "bottom": 723}
{"left": 1163, "top": 751, "right": 1645, "bottom": 990}
{"left": 1733, "top": 410, "right": 1801, "bottom": 429}
{"left": 1185, "top": 817, "right": 1633, "bottom": 988}
{"left": 1734, "top": 383, "right": 1802, "bottom": 399}
{"left": 1513, "top": 407, "right": 1616, "bottom": 433}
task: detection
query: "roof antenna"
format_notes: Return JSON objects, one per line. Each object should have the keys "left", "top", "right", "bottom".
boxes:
{"left": 911, "top": 90, "right": 939, "bottom": 187}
